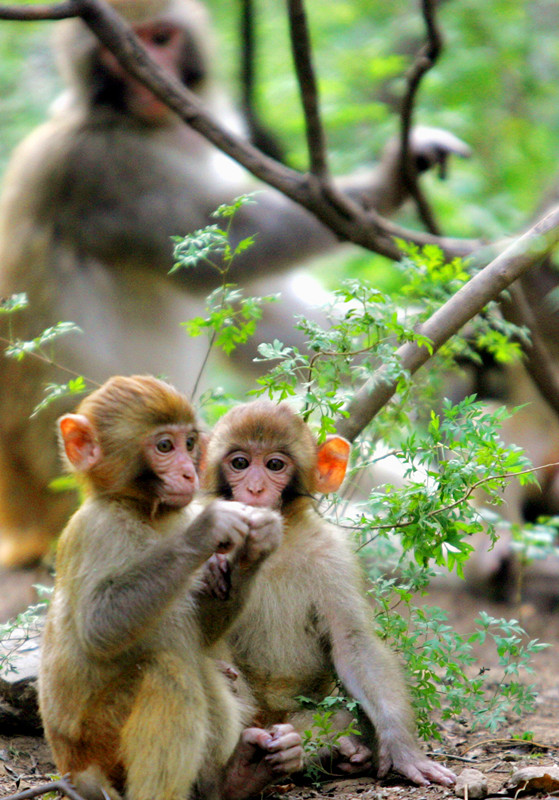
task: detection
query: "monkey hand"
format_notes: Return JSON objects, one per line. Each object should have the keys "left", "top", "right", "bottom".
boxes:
{"left": 377, "top": 737, "right": 456, "bottom": 787}
{"left": 223, "top": 724, "right": 303, "bottom": 800}
{"left": 199, "top": 552, "right": 231, "bottom": 599}
{"left": 408, "top": 125, "right": 471, "bottom": 179}
{"left": 191, "top": 500, "right": 254, "bottom": 561}
{"left": 237, "top": 508, "right": 283, "bottom": 568}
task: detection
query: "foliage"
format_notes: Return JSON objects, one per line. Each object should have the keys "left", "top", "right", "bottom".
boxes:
{"left": 171, "top": 195, "right": 278, "bottom": 392}
{"left": 0, "top": 586, "right": 52, "bottom": 678}
{"left": 0, "top": 294, "right": 89, "bottom": 414}
{"left": 372, "top": 572, "right": 547, "bottom": 737}
{"left": 296, "top": 694, "right": 362, "bottom": 784}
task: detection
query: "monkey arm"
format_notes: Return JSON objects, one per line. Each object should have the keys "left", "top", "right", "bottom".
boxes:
{"left": 195, "top": 554, "right": 258, "bottom": 645}
{"left": 320, "top": 541, "right": 454, "bottom": 785}
{"left": 66, "top": 503, "right": 241, "bottom": 660}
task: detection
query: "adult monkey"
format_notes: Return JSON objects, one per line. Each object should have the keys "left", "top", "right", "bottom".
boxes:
{"left": 0, "top": 0, "right": 470, "bottom": 572}
{"left": 200, "top": 400, "right": 456, "bottom": 787}
{"left": 39, "top": 375, "right": 303, "bottom": 800}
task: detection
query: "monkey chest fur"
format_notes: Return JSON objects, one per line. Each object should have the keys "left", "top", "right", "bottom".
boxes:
{"left": 227, "top": 534, "right": 337, "bottom": 716}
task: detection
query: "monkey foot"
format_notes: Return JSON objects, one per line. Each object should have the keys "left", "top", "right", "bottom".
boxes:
{"left": 327, "top": 735, "right": 374, "bottom": 775}
{"left": 222, "top": 725, "right": 303, "bottom": 800}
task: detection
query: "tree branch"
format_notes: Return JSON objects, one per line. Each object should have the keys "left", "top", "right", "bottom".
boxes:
{"left": 286, "top": 0, "right": 329, "bottom": 181}
{"left": 336, "top": 205, "right": 559, "bottom": 442}
{"left": 0, "top": 0, "right": 75, "bottom": 19}
{"left": 399, "top": 0, "right": 443, "bottom": 235}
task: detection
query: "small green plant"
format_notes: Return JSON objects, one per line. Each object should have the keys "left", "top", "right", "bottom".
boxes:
{"left": 0, "top": 585, "right": 52, "bottom": 677}
{"left": 171, "top": 195, "right": 278, "bottom": 397}
{"left": 297, "top": 694, "right": 362, "bottom": 783}
{"left": 0, "top": 292, "right": 90, "bottom": 414}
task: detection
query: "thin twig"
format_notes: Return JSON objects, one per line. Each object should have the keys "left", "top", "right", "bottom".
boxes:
{"left": 0, "top": 336, "right": 100, "bottom": 388}
{"left": 461, "top": 737, "right": 557, "bottom": 755}
{"left": 355, "top": 458, "right": 559, "bottom": 551}
{"left": 2, "top": 776, "right": 87, "bottom": 800}
{"left": 399, "top": 0, "right": 443, "bottom": 234}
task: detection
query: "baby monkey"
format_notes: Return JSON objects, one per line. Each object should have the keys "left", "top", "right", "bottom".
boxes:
{"left": 201, "top": 400, "right": 456, "bottom": 787}
{"left": 39, "top": 376, "right": 302, "bottom": 800}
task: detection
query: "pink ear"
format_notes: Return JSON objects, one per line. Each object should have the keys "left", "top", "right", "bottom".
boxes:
{"left": 315, "top": 435, "right": 350, "bottom": 493}
{"left": 58, "top": 414, "right": 101, "bottom": 472}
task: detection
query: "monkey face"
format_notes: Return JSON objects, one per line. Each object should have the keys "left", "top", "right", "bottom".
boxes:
{"left": 222, "top": 447, "right": 295, "bottom": 509}
{"left": 142, "top": 424, "right": 200, "bottom": 508}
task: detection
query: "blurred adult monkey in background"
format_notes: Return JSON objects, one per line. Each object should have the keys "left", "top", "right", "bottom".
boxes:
{"left": 0, "top": 0, "right": 470, "bottom": 575}
{"left": 201, "top": 401, "right": 456, "bottom": 787}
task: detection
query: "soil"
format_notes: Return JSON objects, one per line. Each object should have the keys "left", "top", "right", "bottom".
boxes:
{"left": 1, "top": 585, "right": 558, "bottom": 800}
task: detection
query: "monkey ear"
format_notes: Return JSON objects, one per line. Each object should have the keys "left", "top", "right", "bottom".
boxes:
{"left": 58, "top": 414, "right": 101, "bottom": 471}
{"left": 315, "top": 435, "right": 350, "bottom": 494}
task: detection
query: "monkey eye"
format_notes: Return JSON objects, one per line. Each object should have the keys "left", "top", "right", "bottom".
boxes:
{"left": 156, "top": 437, "right": 174, "bottom": 454}
{"left": 186, "top": 434, "right": 197, "bottom": 452}
{"left": 230, "top": 455, "right": 250, "bottom": 471}
{"left": 266, "top": 457, "right": 286, "bottom": 472}
{"left": 150, "top": 26, "right": 173, "bottom": 46}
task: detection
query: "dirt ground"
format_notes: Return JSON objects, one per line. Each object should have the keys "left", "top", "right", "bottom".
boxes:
{"left": 1, "top": 584, "right": 559, "bottom": 800}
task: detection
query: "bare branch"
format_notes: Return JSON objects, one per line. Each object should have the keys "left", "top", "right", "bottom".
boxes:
{"left": 286, "top": 0, "right": 329, "bottom": 181}
{"left": 239, "top": 0, "right": 284, "bottom": 162}
{"left": 336, "top": 205, "right": 559, "bottom": 442}
{"left": 399, "top": 0, "right": 443, "bottom": 235}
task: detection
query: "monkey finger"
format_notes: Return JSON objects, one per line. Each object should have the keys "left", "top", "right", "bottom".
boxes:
{"left": 266, "top": 723, "right": 301, "bottom": 753}
{"left": 413, "top": 761, "right": 456, "bottom": 786}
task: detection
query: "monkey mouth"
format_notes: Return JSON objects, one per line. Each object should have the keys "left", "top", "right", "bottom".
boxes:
{"left": 163, "top": 490, "right": 196, "bottom": 507}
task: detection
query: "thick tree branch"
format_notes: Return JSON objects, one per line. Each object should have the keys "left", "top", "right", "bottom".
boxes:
{"left": 336, "top": 206, "right": 559, "bottom": 442}
{"left": 0, "top": 0, "right": 481, "bottom": 263}
{"left": 399, "top": 0, "right": 443, "bottom": 235}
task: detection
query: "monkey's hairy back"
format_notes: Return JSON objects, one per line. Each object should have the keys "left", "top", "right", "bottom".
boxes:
{"left": 227, "top": 504, "right": 371, "bottom": 717}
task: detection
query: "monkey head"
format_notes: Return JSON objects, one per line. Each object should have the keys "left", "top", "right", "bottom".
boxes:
{"left": 54, "top": 0, "right": 211, "bottom": 120}
{"left": 202, "top": 401, "right": 350, "bottom": 511}
{"left": 58, "top": 374, "right": 205, "bottom": 514}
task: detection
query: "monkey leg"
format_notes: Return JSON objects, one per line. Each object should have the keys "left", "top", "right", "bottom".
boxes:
{"left": 120, "top": 655, "right": 211, "bottom": 800}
